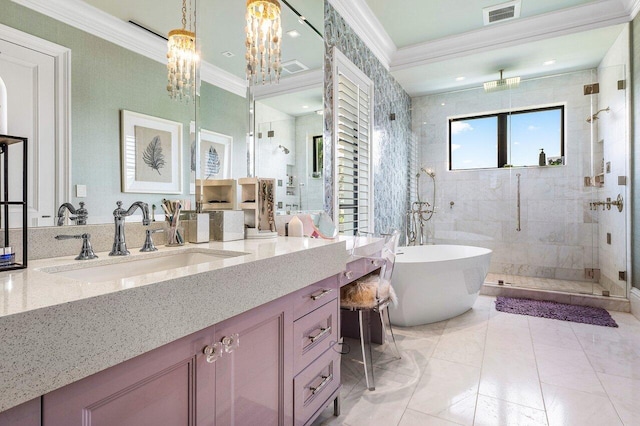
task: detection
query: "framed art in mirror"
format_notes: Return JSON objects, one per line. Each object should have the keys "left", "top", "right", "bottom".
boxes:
{"left": 121, "top": 110, "right": 183, "bottom": 194}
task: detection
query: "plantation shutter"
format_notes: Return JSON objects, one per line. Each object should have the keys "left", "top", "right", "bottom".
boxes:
{"left": 333, "top": 47, "right": 374, "bottom": 235}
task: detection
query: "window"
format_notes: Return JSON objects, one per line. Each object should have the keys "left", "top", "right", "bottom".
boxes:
{"left": 333, "top": 47, "right": 374, "bottom": 235}
{"left": 449, "top": 105, "right": 564, "bottom": 170}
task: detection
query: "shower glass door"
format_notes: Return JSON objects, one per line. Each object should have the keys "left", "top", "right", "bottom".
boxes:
{"left": 501, "top": 67, "right": 628, "bottom": 298}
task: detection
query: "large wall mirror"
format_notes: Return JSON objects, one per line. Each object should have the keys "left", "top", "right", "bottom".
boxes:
{"left": 0, "top": 0, "right": 324, "bottom": 227}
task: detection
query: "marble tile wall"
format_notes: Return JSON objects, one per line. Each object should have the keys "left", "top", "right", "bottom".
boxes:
{"left": 595, "top": 25, "right": 630, "bottom": 297}
{"left": 294, "top": 114, "right": 324, "bottom": 211}
{"left": 324, "top": 1, "right": 414, "bottom": 237}
{"left": 413, "top": 70, "right": 599, "bottom": 283}
{"left": 255, "top": 103, "right": 297, "bottom": 208}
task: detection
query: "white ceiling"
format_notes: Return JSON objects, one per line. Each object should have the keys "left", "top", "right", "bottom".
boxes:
{"left": 333, "top": 0, "right": 636, "bottom": 96}
{"left": 81, "top": 0, "right": 324, "bottom": 81}
{"left": 25, "top": 0, "right": 639, "bottom": 98}
{"left": 363, "top": 0, "right": 601, "bottom": 48}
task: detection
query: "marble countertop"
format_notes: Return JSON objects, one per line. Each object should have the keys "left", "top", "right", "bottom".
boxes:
{"left": 0, "top": 235, "right": 383, "bottom": 412}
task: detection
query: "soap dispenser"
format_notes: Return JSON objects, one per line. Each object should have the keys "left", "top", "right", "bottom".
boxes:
{"left": 539, "top": 148, "right": 546, "bottom": 166}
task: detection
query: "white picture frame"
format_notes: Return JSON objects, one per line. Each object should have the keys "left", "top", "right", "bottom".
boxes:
{"left": 189, "top": 122, "right": 233, "bottom": 193}
{"left": 121, "top": 110, "right": 183, "bottom": 194}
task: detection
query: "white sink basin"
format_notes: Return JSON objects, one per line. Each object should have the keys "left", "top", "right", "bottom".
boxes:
{"left": 42, "top": 249, "right": 245, "bottom": 283}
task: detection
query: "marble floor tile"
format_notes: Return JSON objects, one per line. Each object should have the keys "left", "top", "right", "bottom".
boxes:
{"left": 529, "top": 318, "right": 583, "bottom": 351}
{"left": 407, "top": 358, "right": 481, "bottom": 426}
{"left": 534, "top": 343, "right": 606, "bottom": 396}
{"left": 542, "top": 383, "right": 623, "bottom": 426}
{"left": 479, "top": 347, "right": 544, "bottom": 410}
{"left": 336, "top": 367, "right": 419, "bottom": 426}
{"left": 314, "top": 295, "right": 640, "bottom": 426}
{"left": 598, "top": 372, "right": 640, "bottom": 425}
{"left": 431, "top": 329, "right": 486, "bottom": 367}
{"left": 473, "top": 395, "right": 548, "bottom": 426}
{"left": 398, "top": 409, "right": 462, "bottom": 426}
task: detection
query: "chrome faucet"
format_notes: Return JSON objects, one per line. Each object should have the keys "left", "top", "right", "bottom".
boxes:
{"left": 109, "top": 201, "right": 150, "bottom": 256}
{"left": 56, "top": 202, "right": 88, "bottom": 226}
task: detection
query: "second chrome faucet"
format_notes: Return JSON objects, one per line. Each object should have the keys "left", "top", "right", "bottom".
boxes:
{"left": 110, "top": 201, "right": 151, "bottom": 256}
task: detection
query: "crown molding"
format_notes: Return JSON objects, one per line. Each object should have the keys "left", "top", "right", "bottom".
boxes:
{"left": 200, "top": 63, "right": 249, "bottom": 98}
{"left": 391, "top": 0, "right": 632, "bottom": 72}
{"left": 11, "top": 0, "right": 247, "bottom": 97}
{"left": 624, "top": 0, "right": 640, "bottom": 19}
{"left": 252, "top": 69, "right": 323, "bottom": 100}
{"left": 327, "top": 0, "right": 396, "bottom": 70}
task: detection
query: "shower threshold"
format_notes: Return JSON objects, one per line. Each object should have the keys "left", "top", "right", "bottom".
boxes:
{"left": 485, "top": 273, "right": 608, "bottom": 296}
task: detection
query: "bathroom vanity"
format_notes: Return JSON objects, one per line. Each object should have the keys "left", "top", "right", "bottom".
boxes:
{"left": 0, "top": 235, "right": 383, "bottom": 425}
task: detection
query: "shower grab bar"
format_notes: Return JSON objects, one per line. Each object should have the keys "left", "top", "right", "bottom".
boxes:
{"left": 516, "top": 173, "right": 521, "bottom": 232}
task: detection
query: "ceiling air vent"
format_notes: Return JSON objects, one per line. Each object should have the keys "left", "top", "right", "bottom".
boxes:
{"left": 281, "top": 60, "right": 309, "bottom": 74}
{"left": 483, "top": 0, "right": 521, "bottom": 25}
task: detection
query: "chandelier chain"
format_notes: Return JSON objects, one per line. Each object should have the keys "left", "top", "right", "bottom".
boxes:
{"left": 181, "top": 0, "right": 187, "bottom": 29}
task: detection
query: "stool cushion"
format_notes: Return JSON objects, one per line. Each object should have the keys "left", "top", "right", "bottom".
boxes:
{"left": 340, "top": 272, "right": 397, "bottom": 309}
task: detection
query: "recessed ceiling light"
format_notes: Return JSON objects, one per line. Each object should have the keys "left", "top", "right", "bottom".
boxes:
{"left": 221, "top": 51, "right": 235, "bottom": 58}
{"left": 543, "top": 59, "right": 556, "bottom": 66}
{"left": 316, "top": 110, "right": 323, "bottom": 115}
{"left": 441, "top": 103, "right": 446, "bottom": 106}
{"left": 287, "top": 30, "right": 301, "bottom": 38}
{"left": 302, "top": 105, "right": 309, "bottom": 109}
{"left": 456, "top": 76, "right": 465, "bottom": 81}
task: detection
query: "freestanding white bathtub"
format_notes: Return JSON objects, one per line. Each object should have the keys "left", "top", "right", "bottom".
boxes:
{"left": 389, "top": 245, "right": 492, "bottom": 327}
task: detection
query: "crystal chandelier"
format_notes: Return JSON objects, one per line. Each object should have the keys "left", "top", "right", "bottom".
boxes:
{"left": 167, "top": 0, "right": 198, "bottom": 101}
{"left": 245, "top": 0, "right": 282, "bottom": 85}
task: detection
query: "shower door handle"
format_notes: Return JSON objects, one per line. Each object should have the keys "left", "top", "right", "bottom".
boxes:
{"left": 516, "top": 173, "right": 521, "bottom": 232}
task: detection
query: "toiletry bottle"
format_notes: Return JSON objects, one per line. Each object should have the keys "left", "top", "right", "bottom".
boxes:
{"left": 539, "top": 148, "right": 546, "bottom": 166}
{"left": 288, "top": 216, "right": 303, "bottom": 237}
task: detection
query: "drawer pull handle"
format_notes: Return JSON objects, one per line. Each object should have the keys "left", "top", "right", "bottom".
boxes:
{"left": 309, "top": 326, "right": 332, "bottom": 343}
{"left": 310, "top": 289, "right": 333, "bottom": 301}
{"left": 310, "top": 374, "right": 333, "bottom": 395}
{"left": 203, "top": 342, "right": 224, "bottom": 364}
{"left": 343, "top": 271, "right": 354, "bottom": 280}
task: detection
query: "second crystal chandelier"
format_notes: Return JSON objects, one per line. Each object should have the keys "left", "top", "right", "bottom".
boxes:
{"left": 167, "top": 0, "right": 198, "bottom": 101}
{"left": 246, "top": 0, "right": 282, "bottom": 85}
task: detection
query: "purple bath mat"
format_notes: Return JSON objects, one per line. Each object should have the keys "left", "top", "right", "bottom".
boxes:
{"left": 495, "top": 296, "right": 618, "bottom": 327}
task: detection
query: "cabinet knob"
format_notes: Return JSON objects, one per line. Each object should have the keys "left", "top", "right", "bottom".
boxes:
{"left": 203, "top": 342, "right": 224, "bottom": 363}
{"left": 343, "top": 271, "right": 354, "bottom": 280}
{"left": 222, "top": 333, "right": 240, "bottom": 353}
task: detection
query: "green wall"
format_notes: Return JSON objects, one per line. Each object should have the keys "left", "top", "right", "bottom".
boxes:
{"left": 1, "top": 0, "right": 247, "bottom": 221}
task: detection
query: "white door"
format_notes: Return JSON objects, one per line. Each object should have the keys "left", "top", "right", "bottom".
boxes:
{"left": 0, "top": 38, "right": 56, "bottom": 227}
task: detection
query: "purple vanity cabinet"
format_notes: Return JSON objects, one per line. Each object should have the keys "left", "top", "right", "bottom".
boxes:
{"left": 42, "top": 325, "right": 216, "bottom": 426}
{"left": 0, "top": 398, "right": 41, "bottom": 426}
{"left": 21, "top": 273, "right": 345, "bottom": 426}
{"left": 213, "top": 297, "right": 294, "bottom": 426}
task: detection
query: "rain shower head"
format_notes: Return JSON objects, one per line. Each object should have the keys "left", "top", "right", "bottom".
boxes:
{"left": 586, "top": 107, "right": 610, "bottom": 123}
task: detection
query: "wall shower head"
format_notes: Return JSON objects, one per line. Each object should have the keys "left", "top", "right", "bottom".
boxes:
{"left": 278, "top": 144, "right": 290, "bottom": 154}
{"left": 586, "top": 107, "right": 610, "bottom": 123}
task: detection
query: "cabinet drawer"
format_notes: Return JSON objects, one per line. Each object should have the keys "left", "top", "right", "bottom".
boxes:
{"left": 293, "top": 347, "right": 340, "bottom": 426}
{"left": 293, "top": 299, "right": 338, "bottom": 374}
{"left": 340, "top": 256, "right": 381, "bottom": 286}
{"left": 292, "top": 275, "right": 339, "bottom": 320}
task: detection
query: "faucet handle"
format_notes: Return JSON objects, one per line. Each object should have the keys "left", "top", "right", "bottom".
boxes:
{"left": 55, "top": 233, "right": 98, "bottom": 260}
{"left": 140, "top": 228, "right": 164, "bottom": 252}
